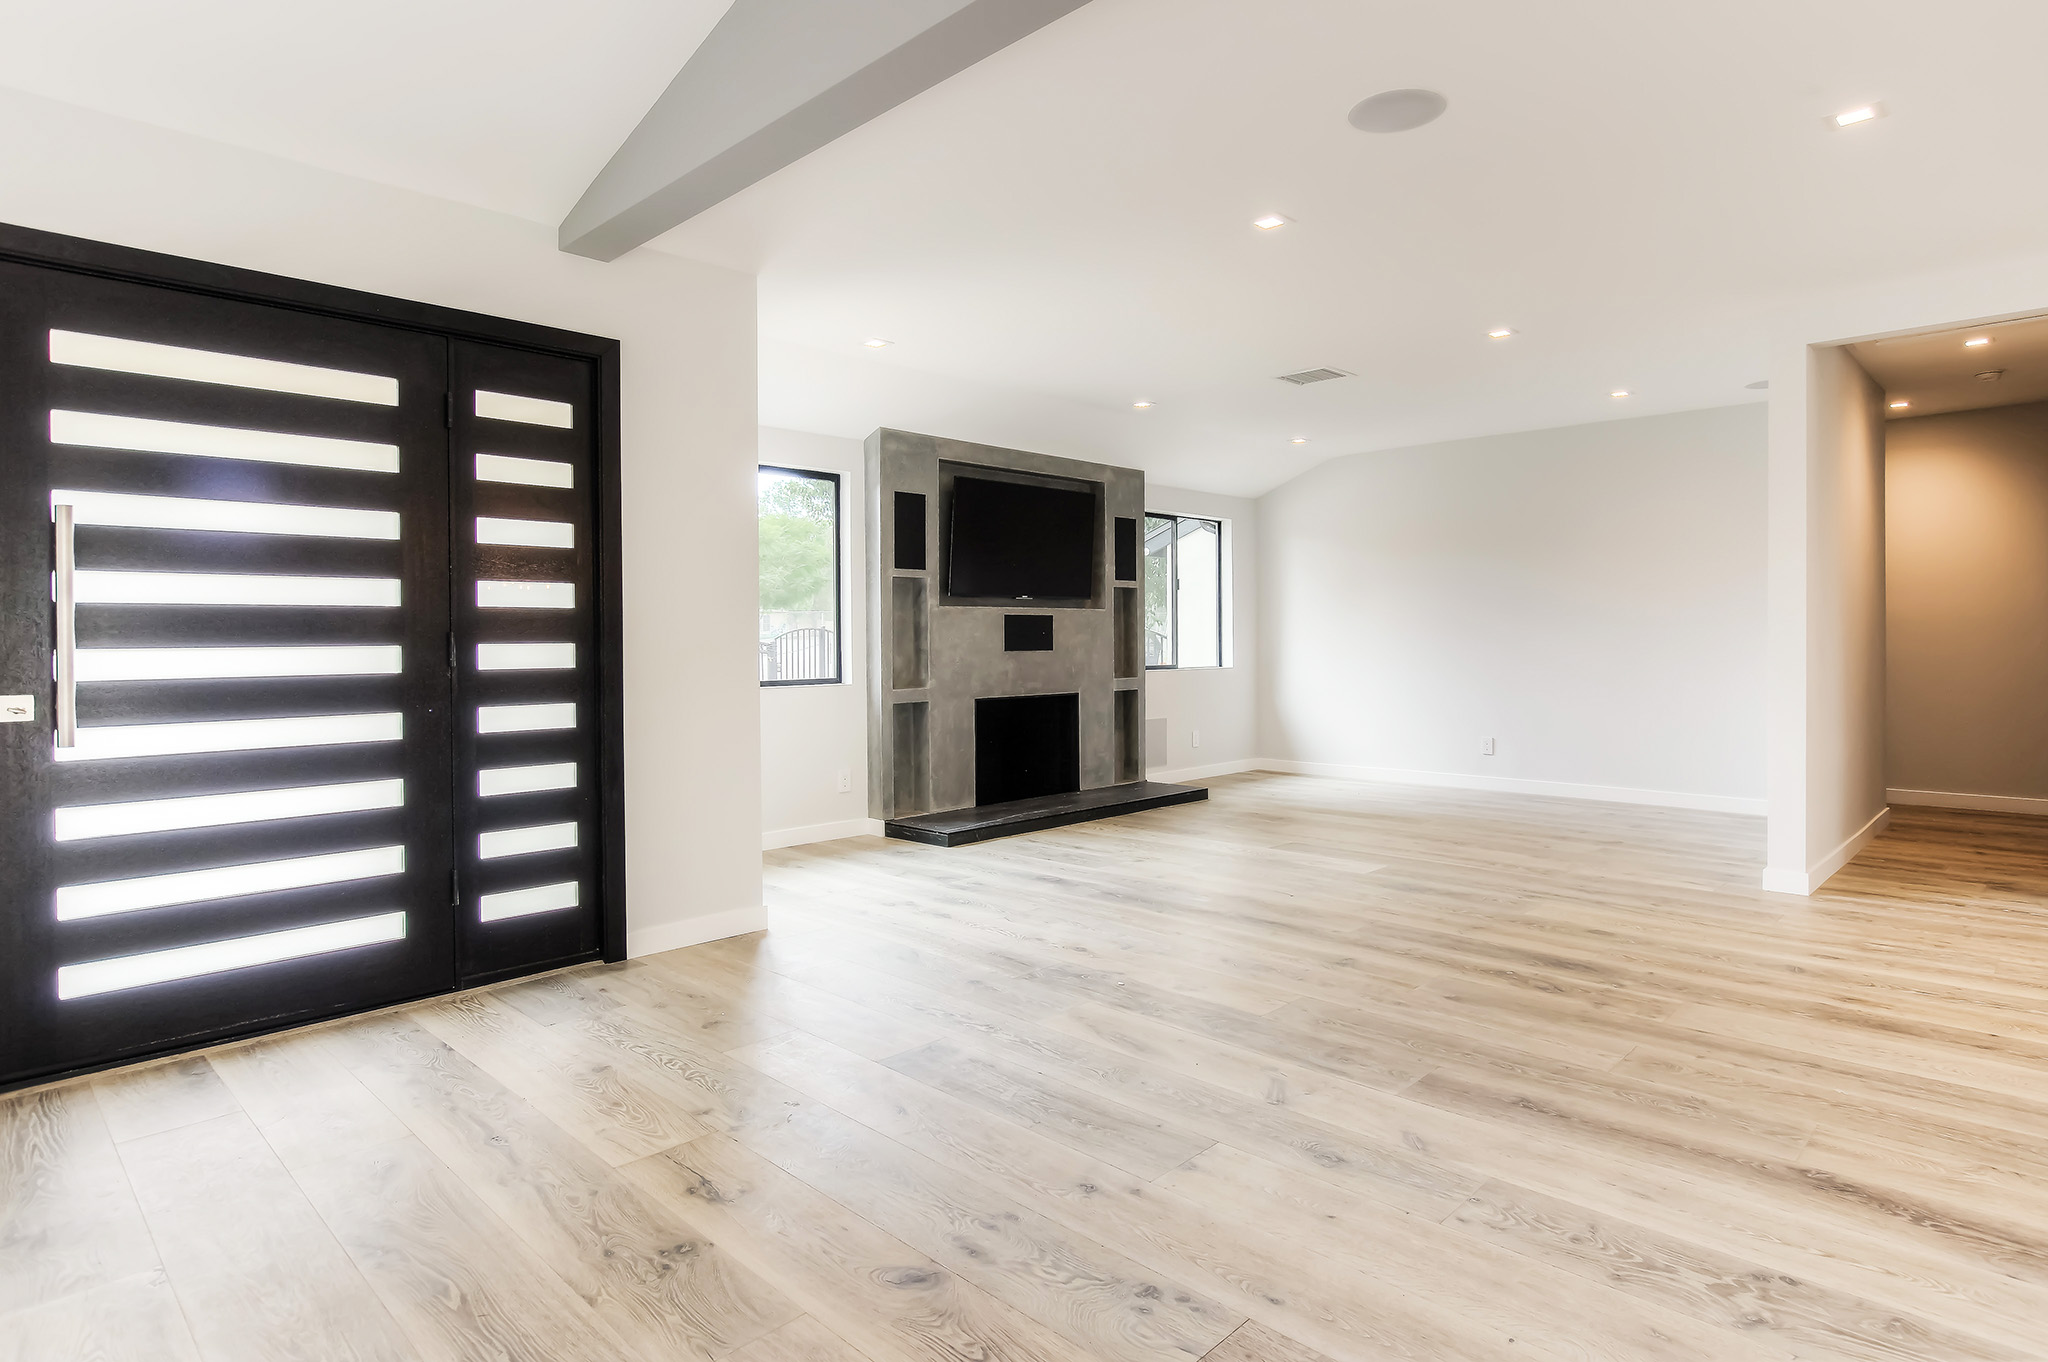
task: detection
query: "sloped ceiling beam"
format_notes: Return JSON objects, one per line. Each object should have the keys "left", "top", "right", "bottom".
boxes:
{"left": 560, "top": 0, "right": 1095, "bottom": 260}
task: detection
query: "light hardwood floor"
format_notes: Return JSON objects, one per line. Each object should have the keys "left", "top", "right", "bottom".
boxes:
{"left": 8, "top": 773, "right": 2048, "bottom": 1361}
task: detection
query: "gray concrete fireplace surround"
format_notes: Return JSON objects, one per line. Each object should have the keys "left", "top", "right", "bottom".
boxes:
{"left": 865, "top": 429, "right": 1204, "bottom": 841}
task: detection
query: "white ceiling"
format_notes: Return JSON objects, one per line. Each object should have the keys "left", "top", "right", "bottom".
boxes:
{"left": 6, "top": 0, "right": 2048, "bottom": 495}
{"left": 1851, "top": 316, "right": 2048, "bottom": 419}
{"left": 650, "top": 0, "right": 2048, "bottom": 493}
{"left": 0, "top": 0, "right": 734, "bottom": 224}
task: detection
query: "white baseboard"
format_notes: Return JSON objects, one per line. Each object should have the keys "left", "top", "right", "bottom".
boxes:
{"left": 762, "top": 817, "right": 886, "bottom": 850}
{"left": 1252, "top": 759, "right": 1767, "bottom": 816}
{"left": 1887, "top": 788, "right": 2048, "bottom": 816}
{"left": 1758, "top": 865, "right": 1810, "bottom": 895}
{"left": 763, "top": 760, "right": 1763, "bottom": 852}
{"left": 1761, "top": 804, "right": 1892, "bottom": 896}
{"left": 1147, "top": 757, "right": 1262, "bottom": 783}
{"left": 627, "top": 905, "right": 767, "bottom": 958}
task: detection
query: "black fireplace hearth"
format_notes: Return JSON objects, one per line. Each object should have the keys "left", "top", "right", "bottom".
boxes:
{"left": 884, "top": 780, "right": 1208, "bottom": 846}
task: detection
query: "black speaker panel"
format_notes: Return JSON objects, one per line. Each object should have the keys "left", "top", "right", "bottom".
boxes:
{"left": 1003, "top": 614, "right": 1054, "bottom": 652}
{"left": 894, "top": 491, "right": 927, "bottom": 571}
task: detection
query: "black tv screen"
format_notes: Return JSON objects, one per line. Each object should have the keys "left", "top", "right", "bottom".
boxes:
{"left": 947, "top": 476, "right": 1095, "bottom": 600}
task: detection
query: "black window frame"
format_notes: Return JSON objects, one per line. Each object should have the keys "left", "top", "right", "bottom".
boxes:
{"left": 1144, "top": 512, "right": 1226, "bottom": 671}
{"left": 757, "top": 464, "right": 845, "bottom": 687}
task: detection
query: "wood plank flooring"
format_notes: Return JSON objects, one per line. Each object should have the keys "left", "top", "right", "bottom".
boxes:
{"left": 9, "top": 774, "right": 2048, "bottom": 1361}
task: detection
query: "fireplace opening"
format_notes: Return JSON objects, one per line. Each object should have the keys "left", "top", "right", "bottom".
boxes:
{"left": 974, "top": 692, "right": 1080, "bottom": 806}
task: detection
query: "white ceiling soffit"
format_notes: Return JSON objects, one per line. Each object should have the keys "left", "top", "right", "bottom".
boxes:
{"left": 560, "top": 0, "right": 1098, "bottom": 261}
{"left": 0, "top": 0, "right": 739, "bottom": 224}
{"left": 654, "top": 0, "right": 2048, "bottom": 495}
{"left": 1851, "top": 316, "right": 2048, "bottom": 419}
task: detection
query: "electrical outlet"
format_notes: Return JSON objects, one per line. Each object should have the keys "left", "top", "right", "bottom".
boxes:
{"left": 1191, "top": 729, "right": 1201, "bottom": 749}
{"left": 836, "top": 768, "right": 851, "bottom": 793}
{"left": 1481, "top": 737, "right": 1496, "bottom": 757}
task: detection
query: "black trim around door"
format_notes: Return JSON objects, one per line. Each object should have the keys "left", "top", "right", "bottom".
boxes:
{"left": 0, "top": 221, "right": 627, "bottom": 1091}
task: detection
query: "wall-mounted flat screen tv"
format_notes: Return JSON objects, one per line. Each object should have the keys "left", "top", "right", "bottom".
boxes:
{"left": 947, "top": 475, "right": 1096, "bottom": 600}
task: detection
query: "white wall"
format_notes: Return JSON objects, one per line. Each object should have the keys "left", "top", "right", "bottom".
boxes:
{"left": 1256, "top": 405, "right": 1768, "bottom": 812}
{"left": 758, "top": 428, "right": 872, "bottom": 845}
{"left": 1885, "top": 400, "right": 2048, "bottom": 811}
{"left": 1144, "top": 485, "right": 1259, "bottom": 780}
{"left": 0, "top": 88, "right": 762, "bottom": 954}
{"left": 1766, "top": 343, "right": 1888, "bottom": 892}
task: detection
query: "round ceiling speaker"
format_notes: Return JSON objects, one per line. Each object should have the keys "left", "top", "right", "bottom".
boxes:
{"left": 1348, "top": 89, "right": 1448, "bottom": 133}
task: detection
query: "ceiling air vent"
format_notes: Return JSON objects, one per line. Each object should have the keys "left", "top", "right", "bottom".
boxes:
{"left": 1276, "top": 367, "right": 1353, "bottom": 386}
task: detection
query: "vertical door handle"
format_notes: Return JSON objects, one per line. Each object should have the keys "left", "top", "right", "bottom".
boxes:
{"left": 53, "top": 502, "right": 77, "bottom": 749}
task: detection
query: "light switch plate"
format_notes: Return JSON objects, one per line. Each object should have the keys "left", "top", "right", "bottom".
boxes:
{"left": 0, "top": 694, "right": 33, "bottom": 723}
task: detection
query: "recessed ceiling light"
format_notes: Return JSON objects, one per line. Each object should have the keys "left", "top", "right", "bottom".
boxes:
{"left": 1133, "top": 401, "right": 1154, "bottom": 409}
{"left": 1830, "top": 103, "right": 1885, "bottom": 128}
{"left": 1487, "top": 328, "right": 1516, "bottom": 340}
{"left": 1349, "top": 89, "right": 1449, "bottom": 134}
{"left": 862, "top": 337, "right": 891, "bottom": 348}
{"left": 1251, "top": 214, "right": 1291, "bottom": 231}
{"left": 1609, "top": 390, "right": 1631, "bottom": 399}
{"left": 1745, "top": 380, "right": 1770, "bottom": 390}
{"left": 1964, "top": 337, "right": 1992, "bottom": 347}
{"left": 1889, "top": 400, "right": 1910, "bottom": 409}
{"left": 1289, "top": 437, "right": 1310, "bottom": 444}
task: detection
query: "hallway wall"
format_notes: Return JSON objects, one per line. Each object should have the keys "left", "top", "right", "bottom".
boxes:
{"left": 1886, "top": 399, "right": 2048, "bottom": 811}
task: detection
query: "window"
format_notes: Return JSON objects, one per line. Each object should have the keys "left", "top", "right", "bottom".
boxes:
{"left": 1144, "top": 514, "right": 1223, "bottom": 668}
{"left": 759, "top": 466, "right": 842, "bottom": 684}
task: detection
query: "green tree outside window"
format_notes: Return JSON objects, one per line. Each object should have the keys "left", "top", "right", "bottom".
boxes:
{"left": 759, "top": 468, "right": 840, "bottom": 683}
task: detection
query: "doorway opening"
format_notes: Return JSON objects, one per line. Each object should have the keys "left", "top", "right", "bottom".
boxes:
{"left": 1820, "top": 312, "right": 2048, "bottom": 888}
{"left": 1852, "top": 315, "right": 2048, "bottom": 817}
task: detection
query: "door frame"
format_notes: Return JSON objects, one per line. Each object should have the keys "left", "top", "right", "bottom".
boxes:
{"left": 0, "top": 220, "right": 628, "bottom": 1081}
